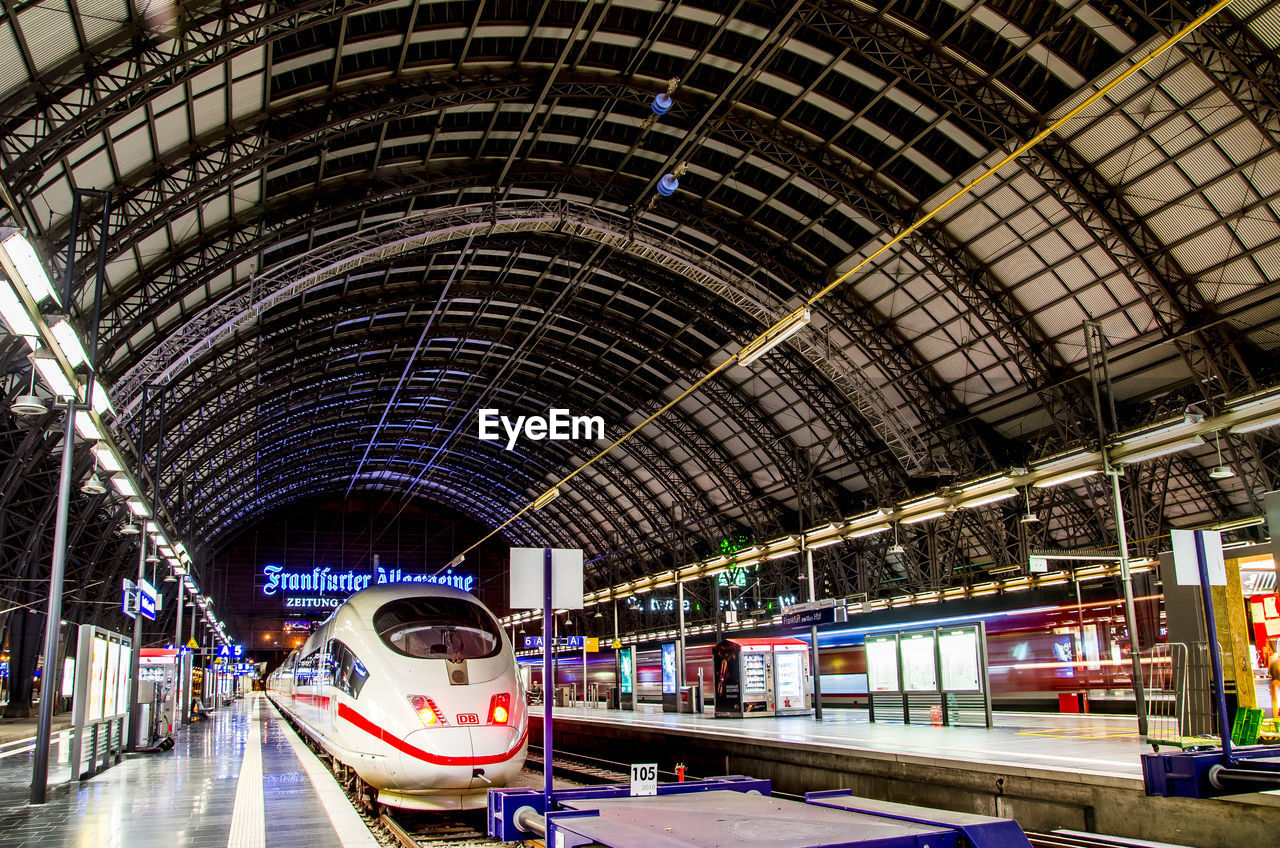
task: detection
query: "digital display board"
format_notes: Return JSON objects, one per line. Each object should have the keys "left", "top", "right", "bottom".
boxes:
{"left": 865, "top": 635, "right": 900, "bottom": 692}
{"left": 899, "top": 631, "right": 938, "bottom": 692}
{"left": 939, "top": 627, "right": 981, "bottom": 692}
{"left": 619, "top": 647, "right": 633, "bottom": 694}
{"left": 661, "top": 643, "right": 678, "bottom": 695}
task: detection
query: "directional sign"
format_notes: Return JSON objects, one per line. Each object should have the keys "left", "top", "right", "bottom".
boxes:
{"left": 122, "top": 579, "right": 137, "bottom": 619}
{"left": 137, "top": 579, "right": 157, "bottom": 620}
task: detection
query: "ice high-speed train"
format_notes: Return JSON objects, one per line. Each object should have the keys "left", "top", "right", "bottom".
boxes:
{"left": 266, "top": 583, "right": 528, "bottom": 810}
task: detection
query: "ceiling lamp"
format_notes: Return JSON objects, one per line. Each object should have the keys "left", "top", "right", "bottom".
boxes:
{"left": 737, "top": 307, "right": 812, "bottom": 366}
{"left": 1019, "top": 486, "right": 1040, "bottom": 524}
{"left": 1208, "top": 432, "right": 1235, "bottom": 480}
{"left": 120, "top": 522, "right": 140, "bottom": 536}
{"left": 887, "top": 523, "right": 905, "bottom": 556}
{"left": 11, "top": 393, "right": 48, "bottom": 418}
{"left": 80, "top": 473, "right": 106, "bottom": 496}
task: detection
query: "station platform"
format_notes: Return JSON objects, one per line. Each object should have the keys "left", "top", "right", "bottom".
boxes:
{"left": 535, "top": 704, "right": 1280, "bottom": 847}
{"left": 0, "top": 693, "right": 377, "bottom": 848}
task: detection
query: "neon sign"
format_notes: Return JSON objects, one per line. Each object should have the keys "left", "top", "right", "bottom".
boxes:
{"left": 262, "top": 564, "right": 476, "bottom": 609}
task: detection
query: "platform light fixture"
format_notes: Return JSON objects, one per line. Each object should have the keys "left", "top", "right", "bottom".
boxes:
{"left": 110, "top": 473, "right": 138, "bottom": 499}
{"left": 737, "top": 306, "right": 811, "bottom": 366}
{"left": 73, "top": 410, "right": 102, "bottom": 441}
{"left": 956, "top": 488, "right": 1019, "bottom": 509}
{"left": 0, "top": 282, "right": 38, "bottom": 343}
{"left": 0, "top": 229, "right": 59, "bottom": 306}
{"left": 126, "top": 498, "right": 150, "bottom": 517}
{"left": 48, "top": 318, "right": 89, "bottom": 368}
{"left": 1113, "top": 435, "right": 1204, "bottom": 465}
{"left": 1032, "top": 468, "right": 1098, "bottom": 488}
{"left": 83, "top": 379, "right": 114, "bottom": 417}
{"left": 902, "top": 509, "right": 946, "bottom": 525}
{"left": 92, "top": 442, "right": 122, "bottom": 472}
{"left": 30, "top": 350, "right": 75, "bottom": 399}
{"left": 532, "top": 487, "right": 559, "bottom": 510}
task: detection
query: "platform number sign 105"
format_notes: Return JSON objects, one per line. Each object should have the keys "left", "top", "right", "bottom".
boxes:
{"left": 630, "top": 763, "right": 657, "bottom": 797}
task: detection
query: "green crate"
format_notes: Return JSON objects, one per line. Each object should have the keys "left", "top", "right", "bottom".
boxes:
{"left": 1231, "top": 707, "right": 1263, "bottom": 745}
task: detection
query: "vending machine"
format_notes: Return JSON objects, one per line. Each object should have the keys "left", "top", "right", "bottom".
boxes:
{"left": 713, "top": 637, "right": 811, "bottom": 718}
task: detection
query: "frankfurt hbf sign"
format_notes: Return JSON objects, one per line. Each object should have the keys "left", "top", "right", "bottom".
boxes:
{"left": 262, "top": 563, "right": 476, "bottom": 609}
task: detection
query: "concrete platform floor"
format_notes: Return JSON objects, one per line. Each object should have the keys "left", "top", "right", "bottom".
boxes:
{"left": 557, "top": 704, "right": 1147, "bottom": 779}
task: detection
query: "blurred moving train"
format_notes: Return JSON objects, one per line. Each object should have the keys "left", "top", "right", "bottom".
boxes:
{"left": 266, "top": 584, "right": 528, "bottom": 810}
{"left": 526, "top": 593, "right": 1156, "bottom": 711}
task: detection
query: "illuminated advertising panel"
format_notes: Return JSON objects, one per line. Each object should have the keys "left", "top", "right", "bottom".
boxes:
{"left": 899, "top": 631, "right": 938, "bottom": 692}
{"left": 619, "top": 647, "right": 634, "bottom": 694}
{"left": 939, "top": 627, "right": 981, "bottom": 692}
{"left": 661, "top": 643, "right": 678, "bottom": 695}
{"left": 89, "top": 636, "right": 108, "bottom": 721}
{"left": 865, "top": 634, "right": 900, "bottom": 692}
{"left": 103, "top": 640, "right": 120, "bottom": 716}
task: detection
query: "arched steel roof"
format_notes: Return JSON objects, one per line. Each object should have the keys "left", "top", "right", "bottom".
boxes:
{"left": 1, "top": 0, "right": 1278, "bottom": 620}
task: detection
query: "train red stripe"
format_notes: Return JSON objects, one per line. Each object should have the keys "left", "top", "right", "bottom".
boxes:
{"left": 337, "top": 702, "right": 527, "bottom": 766}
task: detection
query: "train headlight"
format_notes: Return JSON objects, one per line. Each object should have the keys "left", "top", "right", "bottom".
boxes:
{"left": 408, "top": 695, "right": 447, "bottom": 727}
{"left": 488, "top": 693, "right": 511, "bottom": 725}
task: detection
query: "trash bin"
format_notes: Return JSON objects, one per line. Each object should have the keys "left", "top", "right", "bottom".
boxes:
{"left": 679, "top": 685, "right": 702, "bottom": 714}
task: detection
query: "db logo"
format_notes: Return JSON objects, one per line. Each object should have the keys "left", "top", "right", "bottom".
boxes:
{"left": 456, "top": 713, "right": 479, "bottom": 725}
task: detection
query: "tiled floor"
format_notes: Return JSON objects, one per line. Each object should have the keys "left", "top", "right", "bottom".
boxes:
{"left": 0, "top": 693, "right": 369, "bottom": 848}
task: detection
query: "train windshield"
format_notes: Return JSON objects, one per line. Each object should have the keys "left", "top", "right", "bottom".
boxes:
{"left": 373, "top": 598, "right": 502, "bottom": 660}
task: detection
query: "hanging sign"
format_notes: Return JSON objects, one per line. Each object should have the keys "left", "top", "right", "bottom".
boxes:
{"left": 122, "top": 579, "right": 137, "bottom": 619}
{"left": 137, "top": 579, "right": 158, "bottom": 621}
{"left": 261, "top": 563, "right": 476, "bottom": 609}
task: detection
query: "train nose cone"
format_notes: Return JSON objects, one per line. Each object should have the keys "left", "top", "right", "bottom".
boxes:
{"left": 467, "top": 726, "right": 527, "bottom": 787}
{"left": 399, "top": 728, "right": 474, "bottom": 789}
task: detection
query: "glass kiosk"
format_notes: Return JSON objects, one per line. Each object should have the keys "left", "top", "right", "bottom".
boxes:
{"left": 713, "top": 637, "right": 812, "bottom": 717}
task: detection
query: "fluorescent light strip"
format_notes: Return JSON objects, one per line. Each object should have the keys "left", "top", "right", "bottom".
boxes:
{"left": 0, "top": 282, "right": 38, "bottom": 342}
{"left": 1230, "top": 411, "right": 1280, "bottom": 435}
{"left": 902, "top": 509, "right": 947, "bottom": 525}
{"left": 958, "top": 488, "right": 1019, "bottom": 509}
{"left": 31, "top": 351, "right": 75, "bottom": 399}
{"left": 0, "top": 230, "right": 59, "bottom": 305}
{"left": 738, "top": 307, "right": 811, "bottom": 366}
{"left": 1033, "top": 468, "right": 1098, "bottom": 488}
{"left": 49, "top": 318, "right": 88, "bottom": 368}
{"left": 1114, "top": 436, "right": 1203, "bottom": 465}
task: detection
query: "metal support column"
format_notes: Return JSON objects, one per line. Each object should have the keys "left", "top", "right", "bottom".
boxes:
{"left": 542, "top": 547, "right": 554, "bottom": 812}
{"left": 805, "top": 546, "right": 823, "bottom": 720}
{"left": 30, "top": 399, "right": 76, "bottom": 804}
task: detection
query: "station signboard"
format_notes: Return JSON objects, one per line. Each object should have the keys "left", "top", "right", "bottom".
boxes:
{"left": 137, "top": 579, "right": 158, "bottom": 620}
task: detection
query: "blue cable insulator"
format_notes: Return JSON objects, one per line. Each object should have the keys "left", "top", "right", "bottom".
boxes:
{"left": 657, "top": 173, "right": 679, "bottom": 196}
{"left": 651, "top": 92, "right": 673, "bottom": 115}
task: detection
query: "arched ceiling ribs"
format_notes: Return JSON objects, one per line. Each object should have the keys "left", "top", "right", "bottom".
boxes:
{"left": 100, "top": 181, "right": 932, "bottom": 476}
{"left": 803, "top": 0, "right": 1261, "bottom": 414}
{"left": 177, "top": 409, "right": 631, "bottom": 562}
{"left": 149, "top": 302, "right": 784, "bottom": 547}
{"left": 0, "top": 0, "right": 383, "bottom": 205}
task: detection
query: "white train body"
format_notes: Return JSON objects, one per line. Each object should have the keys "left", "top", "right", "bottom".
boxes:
{"left": 266, "top": 583, "right": 528, "bottom": 810}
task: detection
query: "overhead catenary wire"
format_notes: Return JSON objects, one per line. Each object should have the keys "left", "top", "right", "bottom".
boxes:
{"left": 446, "top": 0, "right": 1241, "bottom": 567}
